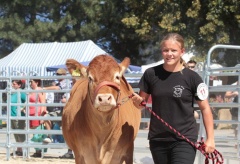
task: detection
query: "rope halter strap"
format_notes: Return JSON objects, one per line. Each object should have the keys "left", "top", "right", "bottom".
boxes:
{"left": 138, "top": 99, "right": 224, "bottom": 164}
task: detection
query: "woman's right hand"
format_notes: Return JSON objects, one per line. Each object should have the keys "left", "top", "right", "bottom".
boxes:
{"left": 131, "top": 93, "right": 145, "bottom": 109}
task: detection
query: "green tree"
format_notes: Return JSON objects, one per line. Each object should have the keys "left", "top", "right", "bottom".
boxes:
{"left": 0, "top": 0, "right": 105, "bottom": 55}
{"left": 0, "top": 0, "right": 148, "bottom": 65}
{"left": 121, "top": 0, "right": 240, "bottom": 65}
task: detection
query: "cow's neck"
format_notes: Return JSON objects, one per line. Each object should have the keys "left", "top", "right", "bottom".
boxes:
{"left": 85, "top": 91, "right": 120, "bottom": 139}
{"left": 95, "top": 108, "right": 119, "bottom": 127}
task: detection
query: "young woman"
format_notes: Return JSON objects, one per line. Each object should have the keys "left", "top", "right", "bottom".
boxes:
{"left": 10, "top": 80, "right": 26, "bottom": 156}
{"left": 132, "top": 33, "right": 215, "bottom": 164}
{"left": 29, "top": 79, "right": 47, "bottom": 157}
{"left": 225, "top": 81, "right": 239, "bottom": 141}
{"left": 29, "top": 79, "right": 46, "bottom": 128}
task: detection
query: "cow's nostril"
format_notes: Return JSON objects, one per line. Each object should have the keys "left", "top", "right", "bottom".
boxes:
{"left": 97, "top": 94, "right": 113, "bottom": 104}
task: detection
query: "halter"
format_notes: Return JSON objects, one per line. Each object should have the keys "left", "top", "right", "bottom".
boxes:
{"left": 88, "top": 81, "right": 121, "bottom": 110}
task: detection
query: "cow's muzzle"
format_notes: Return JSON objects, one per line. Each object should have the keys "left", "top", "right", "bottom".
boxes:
{"left": 93, "top": 81, "right": 121, "bottom": 110}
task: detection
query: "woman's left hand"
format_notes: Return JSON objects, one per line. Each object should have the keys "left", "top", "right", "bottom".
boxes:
{"left": 204, "top": 139, "right": 215, "bottom": 153}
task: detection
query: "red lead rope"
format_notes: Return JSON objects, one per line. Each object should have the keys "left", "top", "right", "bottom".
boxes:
{"left": 134, "top": 98, "right": 224, "bottom": 164}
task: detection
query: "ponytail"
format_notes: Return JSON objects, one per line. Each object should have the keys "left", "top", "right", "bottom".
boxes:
{"left": 180, "top": 57, "right": 187, "bottom": 68}
{"left": 180, "top": 57, "right": 187, "bottom": 74}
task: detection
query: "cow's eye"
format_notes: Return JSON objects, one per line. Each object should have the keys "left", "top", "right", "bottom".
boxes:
{"left": 114, "top": 73, "right": 121, "bottom": 84}
{"left": 88, "top": 76, "right": 93, "bottom": 82}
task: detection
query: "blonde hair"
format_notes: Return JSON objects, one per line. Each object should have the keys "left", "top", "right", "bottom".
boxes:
{"left": 160, "top": 33, "right": 187, "bottom": 68}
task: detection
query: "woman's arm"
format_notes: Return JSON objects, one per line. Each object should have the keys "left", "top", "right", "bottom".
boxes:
{"left": 197, "top": 99, "right": 215, "bottom": 153}
{"left": 225, "top": 90, "right": 238, "bottom": 98}
{"left": 38, "top": 91, "right": 47, "bottom": 115}
{"left": 225, "top": 81, "right": 238, "bottom": 98}
{"left": 132, "top": 90, "right": 150, "bottom": 109}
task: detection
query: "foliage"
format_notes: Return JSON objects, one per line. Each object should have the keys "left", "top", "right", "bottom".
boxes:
{"left": 121, "top": 0, "right": 240, "bottom": 65}
{"left": 0, "top": 0, "right": 104, "bottom": 56}
{"left": 0, "top": 0, "right": 240, "bottom": 65}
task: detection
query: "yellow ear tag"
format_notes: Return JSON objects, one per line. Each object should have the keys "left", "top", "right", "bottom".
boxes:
{"left": 72, "top": 69, "right": 81, "bottom": 76}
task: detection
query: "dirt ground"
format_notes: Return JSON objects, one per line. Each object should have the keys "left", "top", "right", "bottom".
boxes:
{"left": 0, "top": 149, "right": 75, "bottom": 164}
{"left": 0, "top": 151, "right": 75, "bottom": 164}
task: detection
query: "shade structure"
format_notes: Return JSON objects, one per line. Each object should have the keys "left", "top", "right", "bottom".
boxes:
{"left": 0, "top": 40, "right": 106, "bottom": 76}
{"left": 46, "top": 61, "right": 142, "bottom": 84}
{"left": 46, "top": 61, "right": 142, "bottom": 73}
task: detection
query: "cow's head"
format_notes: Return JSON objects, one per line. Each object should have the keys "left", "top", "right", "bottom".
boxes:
{"left": 66, "top": 55, "right": 130, "bottom": 112}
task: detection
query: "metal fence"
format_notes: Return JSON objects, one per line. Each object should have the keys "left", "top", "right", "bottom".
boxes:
{"left": 197, "top": 45, "right": 240, "bottom": 163}
{"left": 0, "top": 75, "right": 73, "bottom": 160}
{"left": 0, "top": 45, "right": 240, "bottom": 163}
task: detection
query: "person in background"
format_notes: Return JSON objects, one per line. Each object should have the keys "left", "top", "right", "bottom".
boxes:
{"left": 28, "top": 79, "right": 46, "bottom": 128}
{"left": 42, "top": 81, "right": 56, "bottom": 139}
{"left": 225, "top": 81, "right": 239, "bottom": 140}
{"left": 45, "top": 81, "right": 56, "bottom": 105}
{"left": 58, "top": 64, "right": 79, "bottom": 159}
{"left": 58, "top": 93, "right": 74, "bottom": 159}
{"left": 28, "top": 78, "right": 47, "bottom": 157}
{"left": 42, "top": 68, "right": 68, "bottom": 143}
{"left": 208, "top": 94, "right": 220, "bottom": 120}
{"left": 132, "top": 33, "right": 215, "bottom": 164}
{"left": 10, "top": 80, "right": 26, "bottom": 156}
{"left": 187, "top": 59, "right": 197, "bottom": 71}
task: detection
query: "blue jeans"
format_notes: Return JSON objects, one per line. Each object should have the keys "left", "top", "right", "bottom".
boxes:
{"left": 149, "top": 140, "right": 196, "bottom": 164}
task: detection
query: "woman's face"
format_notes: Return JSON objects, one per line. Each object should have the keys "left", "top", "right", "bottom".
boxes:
{"left": 30, "top": 80, "right": 38, "bottom": 89}
{"left": 12, "top": 81, "right": 21, "bottom": 90}
{"left": 161, "top": 39, "right": 184, "bottom": 66}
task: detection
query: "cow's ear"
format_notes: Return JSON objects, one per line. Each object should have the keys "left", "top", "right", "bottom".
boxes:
{"left": 119, "top": 57, "right": 130, "bottom": 76}
{"left": 66, "top": 59, "right": 88, "bottom": 77}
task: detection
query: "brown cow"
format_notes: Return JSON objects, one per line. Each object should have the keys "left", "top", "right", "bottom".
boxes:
{"left": 62, "top": 55, "right": 141, "bottom": 164}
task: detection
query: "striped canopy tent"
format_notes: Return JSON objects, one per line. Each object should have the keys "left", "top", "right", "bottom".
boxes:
{"left": 46, "top": 60, "right": 142, "bottom": 84}
{"left": 0, "top": 40, "right": 106, "bottom": 76}
{"left": 46, "top": 61, "right": 142, "bottom": 73}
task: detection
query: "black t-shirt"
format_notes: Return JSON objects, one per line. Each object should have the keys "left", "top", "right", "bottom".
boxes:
{"left": 139, "top": 64, "right": 204, "bottom": 142}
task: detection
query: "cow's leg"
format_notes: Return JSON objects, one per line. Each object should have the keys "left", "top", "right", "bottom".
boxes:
{"left": 122, "top": 144, "right": 134, "bottom": 164}
{"left": 74, "top": 147, "right": 99, "bottom": 164}
{"left": 109, "top": 143, "right": 134, "bottom": 164}
{"left": 101, "top": 150, "right": 116, "bottom": 164}
{"left": 71, "top": 147, "right": 86, "bottom": 164}
{"left": 74, "top": 153, "right": 86, "bottom": 164}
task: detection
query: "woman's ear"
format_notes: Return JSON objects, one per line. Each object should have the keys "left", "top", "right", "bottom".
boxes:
{"left": 181, "top": 48, "right": 185, "bottom": 56}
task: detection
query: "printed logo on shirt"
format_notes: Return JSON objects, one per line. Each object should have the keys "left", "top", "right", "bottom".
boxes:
{"left": 196, "top": 83, "right": 209, "bottom": 100}
{"left": 173, "top": 85, "right": 185, "bottom": 97}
